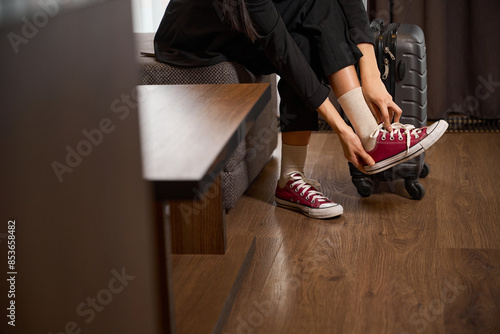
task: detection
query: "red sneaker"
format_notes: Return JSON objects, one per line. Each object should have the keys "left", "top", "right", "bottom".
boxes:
{"left": 275, "top": 172, "right": 343, "bottom": 219}
{"left": 364, "top": 120, "right": 448, "bottom": 175}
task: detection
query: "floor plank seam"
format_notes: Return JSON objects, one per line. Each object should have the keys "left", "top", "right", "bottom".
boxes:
{"left": 212, "top": 237, "right": 257, "bottom": 334}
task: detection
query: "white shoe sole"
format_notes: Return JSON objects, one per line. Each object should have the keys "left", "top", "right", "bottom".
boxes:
{"left": 364, "top": 120, "right": 449, "bottom": 175}
{"left": 275, "top": 197, "right": 343, "bottom": 219}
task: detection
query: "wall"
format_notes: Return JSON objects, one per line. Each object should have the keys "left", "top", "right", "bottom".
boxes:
{"left": 131, "top": 0, "right": 170, "bottom": 32}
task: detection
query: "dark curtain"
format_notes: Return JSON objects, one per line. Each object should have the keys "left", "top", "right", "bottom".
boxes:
{"left": 367, "top": 0, "right": 500, "bottom": 120}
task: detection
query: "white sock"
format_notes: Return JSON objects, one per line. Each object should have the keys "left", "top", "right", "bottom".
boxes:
{"left": 337, "top": 87, "right": 379, "bottom": 151}
{"left": 279, "top": 143, "right": 307, "bottom": 188}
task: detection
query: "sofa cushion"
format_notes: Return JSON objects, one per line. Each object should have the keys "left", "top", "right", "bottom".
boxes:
{"left": 222, "top": 160, "right": 249, "bottom": 210}
{"left": 223, "top": 140, "right": 247, "bottom": 173}
{"left": 135, "top": 33, "right": 256, "bottom": 85}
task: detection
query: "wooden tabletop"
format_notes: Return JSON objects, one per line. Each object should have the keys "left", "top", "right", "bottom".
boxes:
{"left": 138, "top": 83, "right": 271, "bottom": 200}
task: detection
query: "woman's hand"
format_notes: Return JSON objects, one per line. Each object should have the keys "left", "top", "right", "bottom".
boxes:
{"left": 337, "top": 126, "right": 375, "bottom": 173}
{"left": 357, "top": 43, "right": 402, "bottom": 132}
{"left": 361, "top": 75, "right": 402, "bottom": 132}
{"left": 316, "top": 98, "right": 375, "bottom": 172}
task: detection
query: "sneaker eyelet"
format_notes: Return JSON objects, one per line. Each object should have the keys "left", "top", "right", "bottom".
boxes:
{"left": 390, "top": 136, "right": 394, "bottom": 141}
{"left": 311, "top": 200, "right": 316, "bottom": 203}
{"left": 381, "top": 135, "right": 386, "bottom": 141}
{"left": 300, "top": 192, "right": 305, "bottom": 196}
{"left": 289, "top": 185, "right": 293, "bottom": 188}
{"left": 295, "top": 189, "right": 298, "bottom": 192}
{"left": 306, "top": 196, "right": 310, "bottom": 200}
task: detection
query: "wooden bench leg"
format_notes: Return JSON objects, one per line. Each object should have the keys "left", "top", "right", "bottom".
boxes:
{"left": 167, "top": 174, "right": 227, "bottom": 254}
{"left": 154, "top": 200, "right": 176, "bottom": 333}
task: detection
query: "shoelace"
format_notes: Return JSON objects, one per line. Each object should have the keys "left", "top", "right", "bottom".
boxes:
{"left": 369, "top": 122, "right": 423, "bottom": 153}
{"left": 287, "top": 172, "right": 330, "bottom": 204}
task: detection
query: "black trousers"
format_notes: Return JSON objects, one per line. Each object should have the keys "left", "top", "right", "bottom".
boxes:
{"left": 241, "top": 0, "right": 364, "bottom": 132}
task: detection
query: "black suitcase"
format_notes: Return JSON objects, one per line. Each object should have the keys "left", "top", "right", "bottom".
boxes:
{"left": 348, "top": 19, "right": 430, "bottom": 200}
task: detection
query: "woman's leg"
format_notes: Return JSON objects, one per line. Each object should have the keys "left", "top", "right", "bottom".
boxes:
{"left": 270, "top": 0, "right": 379, "bottom": 151}
{"left": 328, "top": 65, "right": 360, "bottom": 97}
{"left": 328, "top": 66, "right": 379, "bottom": 152}
{"left": 278, "top": 131, "right": 311, "bottom": 188}
{"left": 276, "top": 76, "right": 316, "bottom": 186}
{"left": 275, "top": 82, "right": 342, "bottom": 219}
{"left": 282, "top": 131, "right": 311, "bottom": 146}
{"left": 276, "top": 129, "right": 343, "bottom": 218}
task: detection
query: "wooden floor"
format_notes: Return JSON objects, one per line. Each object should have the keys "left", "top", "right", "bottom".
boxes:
{"left": 219, "top": 132, "right": 500, "bottom": 334}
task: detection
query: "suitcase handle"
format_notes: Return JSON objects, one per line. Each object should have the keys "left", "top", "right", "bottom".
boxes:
{"left": 370, "top": 18, "right": 385, "bottom": 32}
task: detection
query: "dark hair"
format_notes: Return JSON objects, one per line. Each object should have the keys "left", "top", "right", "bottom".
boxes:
{"left": 221, "top": 0, "right": 260, "bottom": 41}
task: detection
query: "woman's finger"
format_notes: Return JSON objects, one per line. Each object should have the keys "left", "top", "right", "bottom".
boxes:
{"left": 358, "top": 148, "right": 375, "bottom": 166}
{"left": 389, "top": 100, "right": 403, "bottom": 123}
{"left": 350, "top": 155, "right": 365, "bottom": 173}
{"left": 379, "top": 103, "right": 392, "bottom": 132}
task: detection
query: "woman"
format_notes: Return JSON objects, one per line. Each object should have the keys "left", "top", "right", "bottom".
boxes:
{"left": 154, "top": 0, "right": 448, "bottom": 219}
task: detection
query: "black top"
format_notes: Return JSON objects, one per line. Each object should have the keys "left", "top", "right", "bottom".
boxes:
{"left": 155, "top": 0, "right": 373, "bottom": 110}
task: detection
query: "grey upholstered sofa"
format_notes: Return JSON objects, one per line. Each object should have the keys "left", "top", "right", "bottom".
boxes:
{"left": 134, "top": 33, "right": 279, "bottom": 210}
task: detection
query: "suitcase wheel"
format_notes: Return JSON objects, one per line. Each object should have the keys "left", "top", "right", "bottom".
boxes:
{"left": 405, "top": 179, "right": 426, "bottom": 200}
{"left": 353, "top": 178, "right": 375, "bottom": 197}
{"left": 419, "top": 163, "right": 430, "bottom": 178}
{"left": 348, "top": 162, "right": 374, "bottom": 197}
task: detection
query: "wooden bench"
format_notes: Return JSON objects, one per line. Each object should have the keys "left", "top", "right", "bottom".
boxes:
{"left": 138, "top": 83, "right": 270, "bottom": 254}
